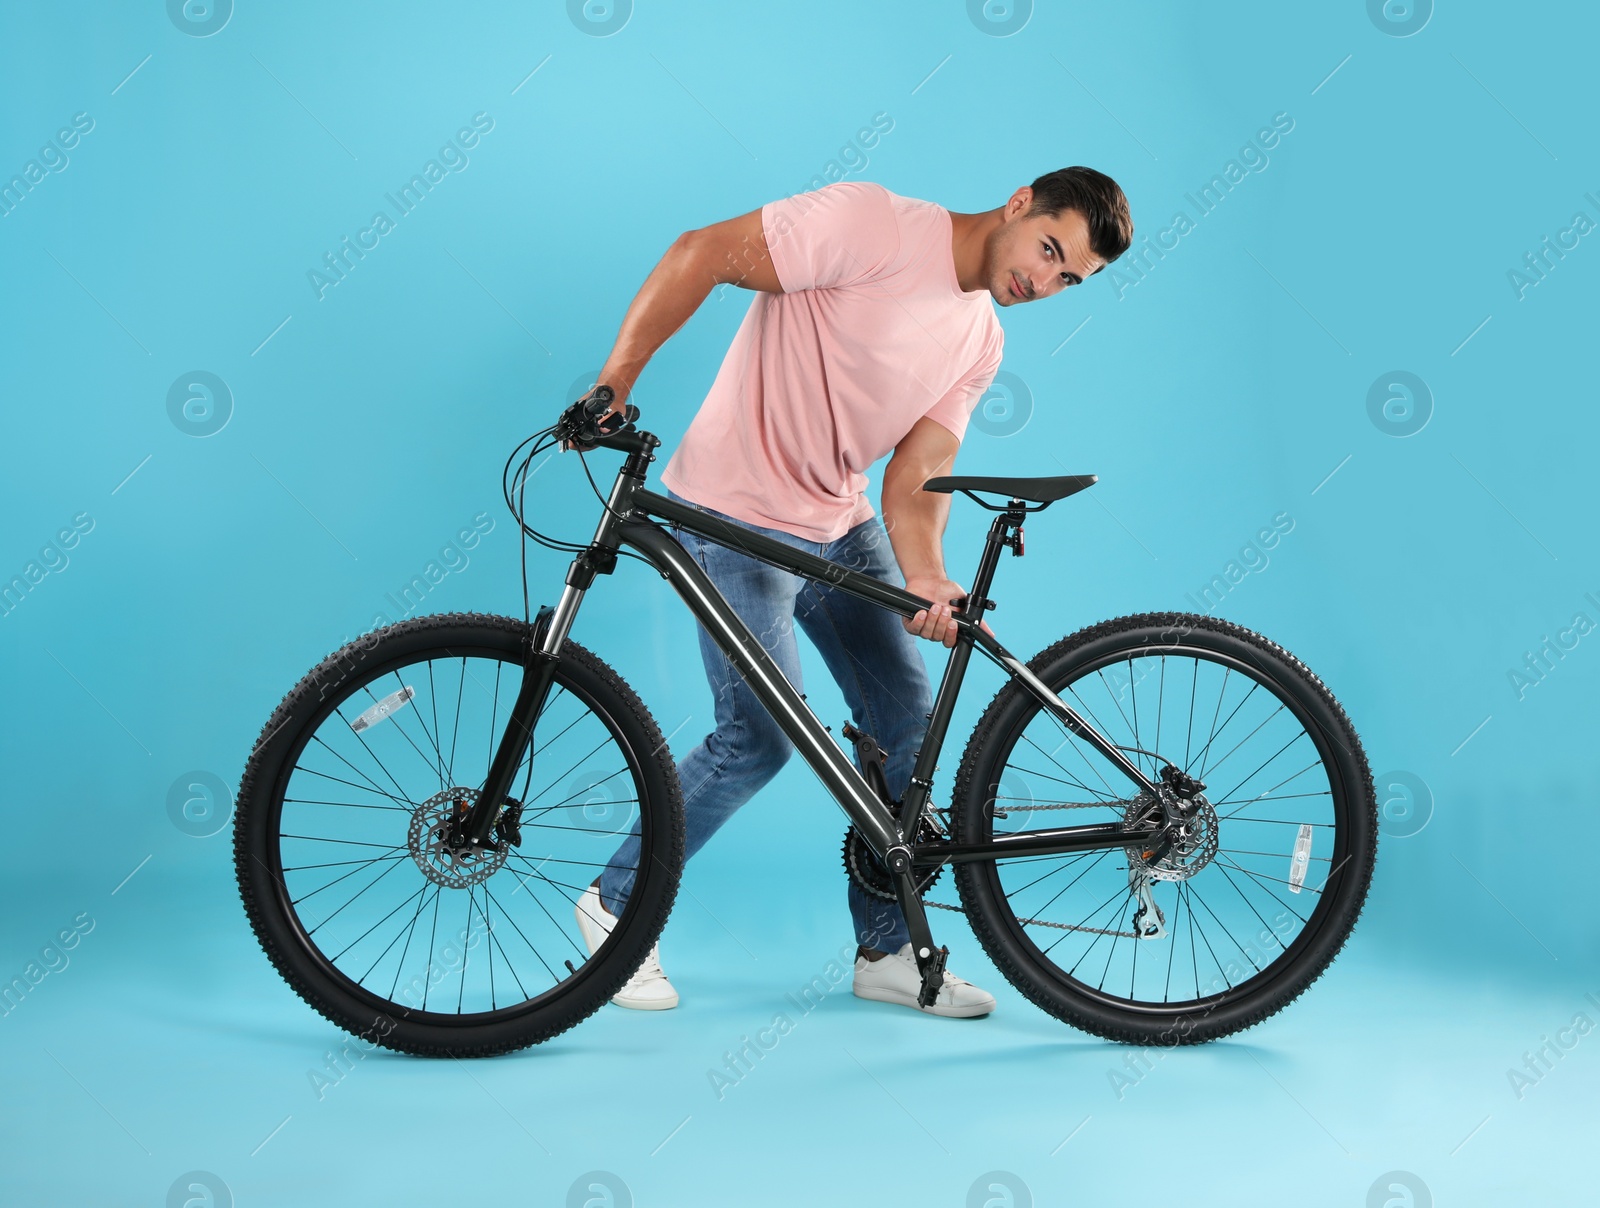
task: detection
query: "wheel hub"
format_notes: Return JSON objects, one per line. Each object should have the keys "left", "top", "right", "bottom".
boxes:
{"left": 408, "top": 788, "right": 509, "bottom": 888}
{"left": 1123, "top": 787, "right": 1218, "bottom": 882}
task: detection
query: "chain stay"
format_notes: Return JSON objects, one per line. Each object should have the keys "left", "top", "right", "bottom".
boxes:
{"left": 954, "top": 795, "right": 1149, "bottom": 937}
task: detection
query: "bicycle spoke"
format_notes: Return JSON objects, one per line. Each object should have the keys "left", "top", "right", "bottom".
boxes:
{"left": 1220, "top": 816, "right": 1333, "bottom": 827}
{"left": 486, "top": 663, "right": 503, "bottom": 793}
{"left": 1185, "top": 886, "right": 1231, "bottom": 991}
{"left": 429, "top": 661, "right": 442, "bottom": 786}
{"left": 1213, "top": 783, "right": 1328, "bottom": 810}
{"left": 1060, "top": 685, "right": 1131, "bottom": 798}
{"left": 1193, "top": 668, "right": 1231, "bottom": 778}
{"left": 290, "top": 851, "right": 409, "bottom": 907}
{"left": 1052, "top": 884, "right": 1133, "bottom": 965}
{"left": 458, "top": 889, "right": 472, "bottom": 1013}
{"left": 1185, "top": 880, "right": 1264, "bottom": 976}
{"left": 1126, "top": 655, "right": 1142, "bottom": 777}
{"left": 1004, "top": 857, "right": 1094, "bottom": 902}
{"left": 304, "top": 744, "right": 414, "bottom": 808}
{"left": 1216, "top": 846, "right": 1328, "bottom": 862}
{"left": 1193, "top": 680, "right": 1258, "bottom": 781}
{"left": 422, "top": 885, "right": 441, "bottom": 1012}
{"left": 1212, "top": 859, "right": 1288, "bottom": 946}
{"left": 477, "top": 886, "right": 535, "bottom": 1005}
{"left": 1094, "top": 666, "right": 1138, "bottom": 755}
{"left": 520, "top": 737, "right": 622, "bottom": 807}
{"left": 1201, "top": 704, "right": 1289, "bottom": 785}
{"left": 447, "top": 657, "right": 465, "bottom": 786}
{"left": 1212, "top": 858, "right": 1313, "bottom": 922}
{"left": 1007, "top": 757, "right": 1118, "bottom": 804}
{"left": 1184, "top": 657, "right": 1198, "bottom": 771}
{"left": 504, "top": 855, "right": 591, "bottom": 962}
{"left": 281, "top": 834, "right": 406, "bottom": 849}
{"left": 306, "top": 854, "right": 407, "bottom": 937}
{"left": 1153, "top": 656, "right": 1165, "bottom": 777}
{"left": 284, "top": 796, "right": 411, "bottom": 813}
{"left": 395, "top": 667, "right": 448, "bottom": 786}
{"left": 1162, "top": 882, "right": 1184, "bottom": 1003}
{"left": 356, "top": 888, "right": 428, "bottom": 987}
{"left": 387, "top": 883, "right": 441, "bottom": 1001}
{"left": 335, "top": 881, "right": 431, "bottom": 965}
{"left": 285, "top": 855, "right": 412, "bottom": 872}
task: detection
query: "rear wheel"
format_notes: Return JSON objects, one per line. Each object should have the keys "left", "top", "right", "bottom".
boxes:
{"left": 952, "top": 612, "right": 1376, "bottom": 1044}
{"left": 234, "top": 612, "right": 684, "bottom": 1056}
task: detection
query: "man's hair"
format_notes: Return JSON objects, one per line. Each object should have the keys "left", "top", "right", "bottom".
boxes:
{"left": 1026, "top": 166, "right": 1133, "bottom": 271}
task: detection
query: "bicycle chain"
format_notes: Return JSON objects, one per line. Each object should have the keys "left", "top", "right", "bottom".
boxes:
{"left": 923, "top": 897, "right": 1142, "bottom": 939}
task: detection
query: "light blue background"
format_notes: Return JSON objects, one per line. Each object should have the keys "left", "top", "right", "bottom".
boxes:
{"left": 2, "top": 1, "right": 1595, "bottom": 1204}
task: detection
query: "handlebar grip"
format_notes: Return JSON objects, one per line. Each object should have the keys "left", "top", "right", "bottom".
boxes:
{"left": 582, "top": 384, "right": 615, "bottom": 416}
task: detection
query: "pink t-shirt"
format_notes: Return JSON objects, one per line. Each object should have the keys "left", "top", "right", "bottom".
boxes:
{"left": 659, "top": 180, "right": 1004, "bottom": 543}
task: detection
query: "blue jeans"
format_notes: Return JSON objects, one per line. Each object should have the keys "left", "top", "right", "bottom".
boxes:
{"left": 597, "top": 489, "right": 933, "bottom": 952}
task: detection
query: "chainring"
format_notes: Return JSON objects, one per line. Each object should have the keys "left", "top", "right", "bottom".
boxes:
{"left": 841, "top": 816, "right": 945, "bottom": 902}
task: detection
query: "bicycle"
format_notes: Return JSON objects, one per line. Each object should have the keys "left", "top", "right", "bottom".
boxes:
{"left": 234, "top": 389, "right": 1377, "bottom": 1056}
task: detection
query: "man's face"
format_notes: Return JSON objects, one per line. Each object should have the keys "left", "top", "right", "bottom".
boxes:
{"left": 984, "top": 189, "right": 1106, "bottom": 306}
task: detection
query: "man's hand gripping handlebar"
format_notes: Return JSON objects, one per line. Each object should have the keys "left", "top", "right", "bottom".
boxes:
{"left": 557, "top": 385, "right": 640, "bottom": 452}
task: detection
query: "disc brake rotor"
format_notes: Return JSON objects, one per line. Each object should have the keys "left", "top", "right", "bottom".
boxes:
{"left": 1123, "top": 788, "right": 1219, "bottom": 882}
{"left": 408, "top": 788, "right": 510, "bottom": 889}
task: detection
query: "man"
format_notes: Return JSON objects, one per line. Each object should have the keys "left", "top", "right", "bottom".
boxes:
{"left": 573, "top": 168, "right": 1132, "bottom": 1016}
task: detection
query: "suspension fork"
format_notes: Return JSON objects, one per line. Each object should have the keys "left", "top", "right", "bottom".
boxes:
{"left": 456, "top": 610, "right": 561, "bottom": 849}
{"left": 459, "top": 445, "right": 654, "bottom": 849}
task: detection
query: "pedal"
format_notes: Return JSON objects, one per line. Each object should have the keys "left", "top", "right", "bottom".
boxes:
{"left": 916, "top": 944, "right": 950, "bottom": 1008}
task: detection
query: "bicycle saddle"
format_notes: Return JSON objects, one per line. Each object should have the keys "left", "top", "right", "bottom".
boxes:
{"left": 922, "top": 474, "right": 1097, "bottom": 506}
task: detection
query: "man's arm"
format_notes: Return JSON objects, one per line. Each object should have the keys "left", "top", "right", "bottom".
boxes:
{"left": 881, "top": 417, "right": 966, "bottom": 648}
{"left": 592, "top": 208, "right": 783, "bottom": 413}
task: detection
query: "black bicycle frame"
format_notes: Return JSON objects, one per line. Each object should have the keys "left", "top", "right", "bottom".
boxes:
{"left": 465, "top": 432, "right": 1167, "bottom": 879}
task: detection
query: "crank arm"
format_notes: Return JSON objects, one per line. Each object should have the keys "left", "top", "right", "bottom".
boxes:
{"left": 889, "top": 864, "right": 947, "bottom": 1008}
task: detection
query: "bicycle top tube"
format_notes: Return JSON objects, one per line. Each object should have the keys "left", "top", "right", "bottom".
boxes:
{"left": 634, "top": 488, "right": 998, "bottom": 646}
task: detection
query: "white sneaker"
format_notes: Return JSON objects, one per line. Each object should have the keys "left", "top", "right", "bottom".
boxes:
{"left": 852, "top": 943, "right": 996, "bottom": 1018}
{"left": 574, "top": 882, "right": 679, "bottom": 1011}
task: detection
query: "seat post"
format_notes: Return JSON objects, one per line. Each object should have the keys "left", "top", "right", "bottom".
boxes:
{"left": 964, "top": 499, "right": 1026, "bottom": 613}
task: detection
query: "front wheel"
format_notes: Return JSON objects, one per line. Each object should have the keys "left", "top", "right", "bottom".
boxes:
{"left": 234, "top": 612, "right": 685, "bottom": 1057}
{"left": 952, "top": 612, "right": 1376, "bottom": 1044}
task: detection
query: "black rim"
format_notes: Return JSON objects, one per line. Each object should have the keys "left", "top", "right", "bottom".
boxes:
{"left": 260, "top": 637, "right": 654, "bottom": 1025}
{"left": 974, "top": 635, "right": 1355, "bottom": 1017}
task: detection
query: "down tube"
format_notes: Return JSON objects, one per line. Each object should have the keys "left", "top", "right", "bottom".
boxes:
{"left": 618, "top": 518, "right": 901, "bottom": 858}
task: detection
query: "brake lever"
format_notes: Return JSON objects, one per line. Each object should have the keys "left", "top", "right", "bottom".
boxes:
{"left": 556, "top": 390, "right": 637, "bottom": 449}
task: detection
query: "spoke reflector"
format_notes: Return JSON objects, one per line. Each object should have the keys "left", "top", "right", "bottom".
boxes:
{"left": 351, "top": 686, "right": 416, "bottom": 733}
{"left": 1288, "top": 823, "right": 1313, "bottom": 893}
